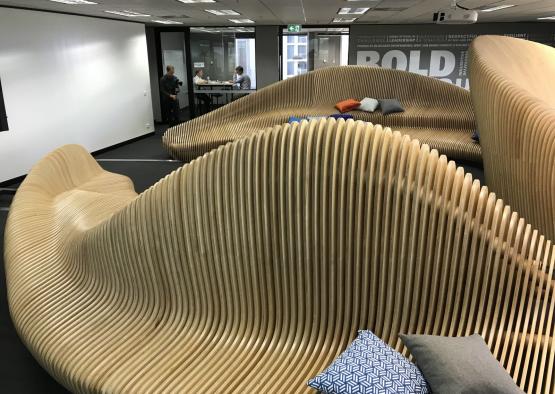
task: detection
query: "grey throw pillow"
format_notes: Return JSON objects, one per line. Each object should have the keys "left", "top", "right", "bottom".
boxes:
{"left": 400, "top": 334, "right": 524, "bottom": 394}
{"left": 379, "top": 98, "right": 404, "bottom": 115}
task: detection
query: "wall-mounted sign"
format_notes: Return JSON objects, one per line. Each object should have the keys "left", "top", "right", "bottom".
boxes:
{"left": 193, "top": 62, "right": 205, "bottom": 68}
{"left": 352, "top": 26, "right": 555, "bottom": 90}
{"left": 287, "top": 24, "right": 302, "bottom": 33}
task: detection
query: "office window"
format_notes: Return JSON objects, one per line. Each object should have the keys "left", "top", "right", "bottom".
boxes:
{"left": 0, "top": 78, "right": 7, "bottom": 132}
{"left": 282, "top": 34, "right": 308, "bottom": 79}
{"left": 287, "top": 45, "right": 295, "bottom": 59}
{"left": 282, "top": 27, "right": 349, "bottom": 80}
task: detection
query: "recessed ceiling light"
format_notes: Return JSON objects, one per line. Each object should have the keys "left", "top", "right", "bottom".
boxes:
{"left": 177, "top": 0, "right": 216, "bottom": 3}
{"left": 105, "top": 10, "right": 151, "bottom": 17}
{"left": 538, "top": 16, "right": 555, "bottom": 20}
{"left": 152, "top": 19, "right": 183, "bottom": 24}
{"left": 205, "top": 9, "right": 240, "bottom": 16}
{"left": 229, "top": 18, "right": 254, "bottom": 23}
{"left": 480, "top": 4, "right": 515, "bottom": 12}
{"left": 333, "top": 17, "right": 357, "bottom": 23}
{"left": 338, "top": 7, "right": 369, "bottom": 15}
{"left": 48, "top": 0, "right": 97, "bottom": 4}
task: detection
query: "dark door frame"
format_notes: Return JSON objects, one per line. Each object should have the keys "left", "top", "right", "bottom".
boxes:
{"left": 0, "top": 78, "right": 8, "bottom": 132}
{"left": 152, "top": 26, "right": 195, "bottom": 119}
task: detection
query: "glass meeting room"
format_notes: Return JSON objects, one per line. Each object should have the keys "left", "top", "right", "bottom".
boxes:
{"left": 190, "top": 27, "right": 256, "bottom": 115}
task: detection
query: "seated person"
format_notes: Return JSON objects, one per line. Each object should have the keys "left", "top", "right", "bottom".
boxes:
{"left": 231, "top": 66, "right": 251, "bottom": 90}
{"left": 193, "top": 69, "right": 211, "bottom": 113}
{"left": 193, "top": 69, "right": 208, "bottom": 85}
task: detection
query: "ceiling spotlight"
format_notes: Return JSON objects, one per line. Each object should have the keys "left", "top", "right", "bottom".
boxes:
{"left": 205, "top": 9, "right": 240, "bottom": 15}
{"left": 229, "top": 18, "right": 255, "bottom": 23}
{"left": 48, "top": 0, "right": 97, "bottom": 4}
{"left": 338, "top": 7, "right": 369, "bottom": 15}
{"left": 105, "top": 10, "right": 151, "bottom": 17}
{"left": 333, "top": 17, "right": 357, "bottom": 22}
{"left": 480, "top": 4, "right": 515, "bottom": 12}
{"left": 152, "top": 19, "right": 183, "bottom": 24}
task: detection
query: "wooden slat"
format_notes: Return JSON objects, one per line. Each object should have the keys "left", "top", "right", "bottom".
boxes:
{"left": 4, "top": 118, "right": 553, "bottom": 393}
{"left": 164, "top": 66, "right": 481, "bottom": 164}
{"left": 469, "top": 35, "right": 555, "bottom": 243}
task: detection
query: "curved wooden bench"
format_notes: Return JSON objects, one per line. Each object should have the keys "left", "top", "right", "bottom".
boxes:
{"left": 469, "top": 35, "right": 555, "bottom": 243}
{"left": 163, "top": 65, "right": 480, "bottom": 164}
{"left": 6, "top": 118, "right": 553, "bottom": 393}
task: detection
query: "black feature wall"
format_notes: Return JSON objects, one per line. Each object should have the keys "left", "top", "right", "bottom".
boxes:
{"left": 255, "top": 26, "right": 280, "bottom": 88}
{"left": 0, "top": 78, "right": 7, "bottom": 131}
{"left": 349, "top": 23, "right": 555, "bottom": 89}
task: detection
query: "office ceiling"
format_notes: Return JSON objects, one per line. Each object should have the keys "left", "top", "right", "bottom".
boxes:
{"left": 0, "top": 0, "right": 554, "bottom": 25}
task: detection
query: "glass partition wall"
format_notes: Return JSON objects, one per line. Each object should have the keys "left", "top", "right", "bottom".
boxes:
{"left": 282, "top": 27, "right": 349, "bottom": 80}
{"left": 190, "top": 27, "right": 256, "bottom": 88}
{"left": 188, "top": 27, "right": 256, "bottom": 117}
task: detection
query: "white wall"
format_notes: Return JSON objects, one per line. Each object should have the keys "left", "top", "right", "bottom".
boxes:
{"left": 0, "top": 8, "right": 154, "bottom": 182}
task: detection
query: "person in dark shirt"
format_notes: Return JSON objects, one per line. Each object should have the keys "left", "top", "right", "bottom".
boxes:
{"left": 160, "top": 65, "right": 181, "bottom": 126}
{"left": 232, "top": 66, "right": 251, "bottom": 89}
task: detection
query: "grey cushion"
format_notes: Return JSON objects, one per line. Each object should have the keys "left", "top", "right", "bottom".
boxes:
{"left": 358, "top": 97, "right": 379, "bottom": 112}
{"left": 379, "top": 98, "right": 404, "bottom": 115}
{"left": 400, "top": 333, "right": 524, "bottom": 394}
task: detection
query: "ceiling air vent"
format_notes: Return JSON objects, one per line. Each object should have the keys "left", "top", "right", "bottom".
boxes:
{"left": 372, "top": 6, "right": 408, "bottom": 11}
{"left": 157, "top": 14, "right": 190, "bottom": 19}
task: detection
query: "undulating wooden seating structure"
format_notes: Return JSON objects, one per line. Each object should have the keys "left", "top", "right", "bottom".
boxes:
{"left": 469, "top": 35, "right": 555, "bottom": 242}
{"left": 163, "top": 65, "right": 480, "bottom": 164}
{"left": 5, "top": 118, "right": 554, "bottom": 393}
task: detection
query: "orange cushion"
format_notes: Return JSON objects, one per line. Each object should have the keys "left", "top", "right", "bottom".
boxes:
{"left": 335, "top": 99, "right": 361, "bottom": 113}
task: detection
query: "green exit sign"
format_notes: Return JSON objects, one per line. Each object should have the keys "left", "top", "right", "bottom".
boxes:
{"left": 287, "top": 24, "right": 302, "bottom": 33}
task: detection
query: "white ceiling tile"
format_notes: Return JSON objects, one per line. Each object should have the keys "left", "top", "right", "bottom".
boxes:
{"left": 1, "top": 0, "right": 554, "bottom": 24}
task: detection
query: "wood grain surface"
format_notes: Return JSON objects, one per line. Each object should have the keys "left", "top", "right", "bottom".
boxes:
{"left": 164, "top": 66, "right": 480, "bottom": 164}
{"left": 5, "top": 118, "right": 553, "bottom": 393}
{"left": 470, "top": 35, "right": 555, "bottom": 244}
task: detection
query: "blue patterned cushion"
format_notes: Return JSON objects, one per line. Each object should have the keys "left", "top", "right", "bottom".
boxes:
{"left": 329, "top": 113, "right": 354, "bottom": 120}
{"left": 308, "top": 330, "right": 430, "bottom": 394}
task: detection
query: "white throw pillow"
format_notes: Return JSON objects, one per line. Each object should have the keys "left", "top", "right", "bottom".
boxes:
{"left": 358, "top": 97, "right": 379, "bottom": 112}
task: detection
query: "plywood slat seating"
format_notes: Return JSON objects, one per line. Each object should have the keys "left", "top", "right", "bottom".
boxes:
{"left": 164, "top": 65, "right": 480, "bottom": 164}
{"left": 469, "top": 35, "right": 555, "bottom": 244}
{"left": 5, "top": 118, "right": 554, "bottom": 393}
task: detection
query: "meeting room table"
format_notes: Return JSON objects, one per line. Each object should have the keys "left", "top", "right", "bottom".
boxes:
{"left": 194, "top": 81, "right": 256, "bottom": 114}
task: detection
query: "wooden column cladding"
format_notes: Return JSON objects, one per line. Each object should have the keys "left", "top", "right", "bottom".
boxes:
{"left": 469, "top": 35, "right": 555, "bottom": 245}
